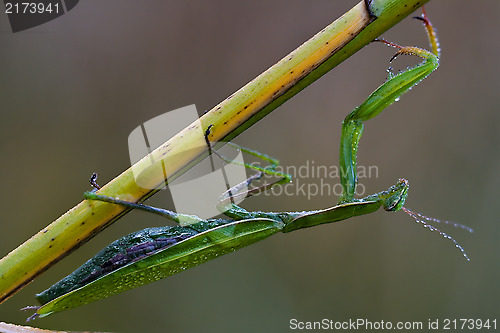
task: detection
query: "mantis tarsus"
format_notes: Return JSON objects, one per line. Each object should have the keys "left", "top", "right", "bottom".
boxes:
{"left": 23, "top": 8, "right": 472, "bottom": 320}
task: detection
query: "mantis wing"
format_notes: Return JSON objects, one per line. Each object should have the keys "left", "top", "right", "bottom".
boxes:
{"left": 33, "top": 218, "right": 283, "bottom": 318}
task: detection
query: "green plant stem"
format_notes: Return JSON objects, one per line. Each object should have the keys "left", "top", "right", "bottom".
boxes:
{"left": 0, "top": 0, "right": 430, "bottom": 304}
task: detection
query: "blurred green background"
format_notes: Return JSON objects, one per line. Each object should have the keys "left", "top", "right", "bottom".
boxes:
{"left": 1, "top": 1, "right": 498, "bottom": 332}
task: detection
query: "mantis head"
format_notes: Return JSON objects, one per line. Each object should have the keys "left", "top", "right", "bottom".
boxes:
{"left": 381, "top": 178, "right": 409, "bottom": 212}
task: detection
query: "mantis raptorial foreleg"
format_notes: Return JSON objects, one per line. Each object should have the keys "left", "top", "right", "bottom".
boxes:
{"left": 23, "top": 8, "right": 472, "bottom": 320}
{"left": 339, "top": 7, "right": 439, "bottom": 203}
{"left": 336, "top": 9, "right": 471, "bottom": 260}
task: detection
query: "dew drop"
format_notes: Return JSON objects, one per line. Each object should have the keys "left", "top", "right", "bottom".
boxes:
{"left": 401, "top": 207, "right": 471, "bottom": 261}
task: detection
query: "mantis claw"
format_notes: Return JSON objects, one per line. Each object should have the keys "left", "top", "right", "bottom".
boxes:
{"left": 89, "top": 172, "right": 101, "bottom": 190}
{"left": 20, "top": 306, "right": 40, "bottom": 322}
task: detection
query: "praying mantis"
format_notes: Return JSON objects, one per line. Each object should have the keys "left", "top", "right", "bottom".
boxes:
{"left": 23, "top": 8, "right": 472, "bottom": 320}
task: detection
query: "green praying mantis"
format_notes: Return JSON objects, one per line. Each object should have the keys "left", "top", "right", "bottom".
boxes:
{"left": 23, "top": 8, "right": 472, "bottom": 321}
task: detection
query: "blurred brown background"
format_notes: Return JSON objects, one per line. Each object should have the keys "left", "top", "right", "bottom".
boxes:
{"left": 0, "top": 1, "right": 498, "bottom": 332}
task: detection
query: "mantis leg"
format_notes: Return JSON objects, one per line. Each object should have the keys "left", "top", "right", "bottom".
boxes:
{"left": 204, "top": 125, "right": 292, "bottom": 215}
{"left": 83, "top": 191, "right": 204, "bottom": 225}
{"left": 338, "top": 9, "right": 439, "bottom": 204}
{"left": 84, "top": 174, "right": 204, "bottom": 225}
{"left": 204, "top": 124, "right": 291, "bottom": 192}
{"left": 216, "top": 143, "right": 292, "bottom": 200}
{"left": 84, "top": 138, "right": 292, "bottom": 225}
